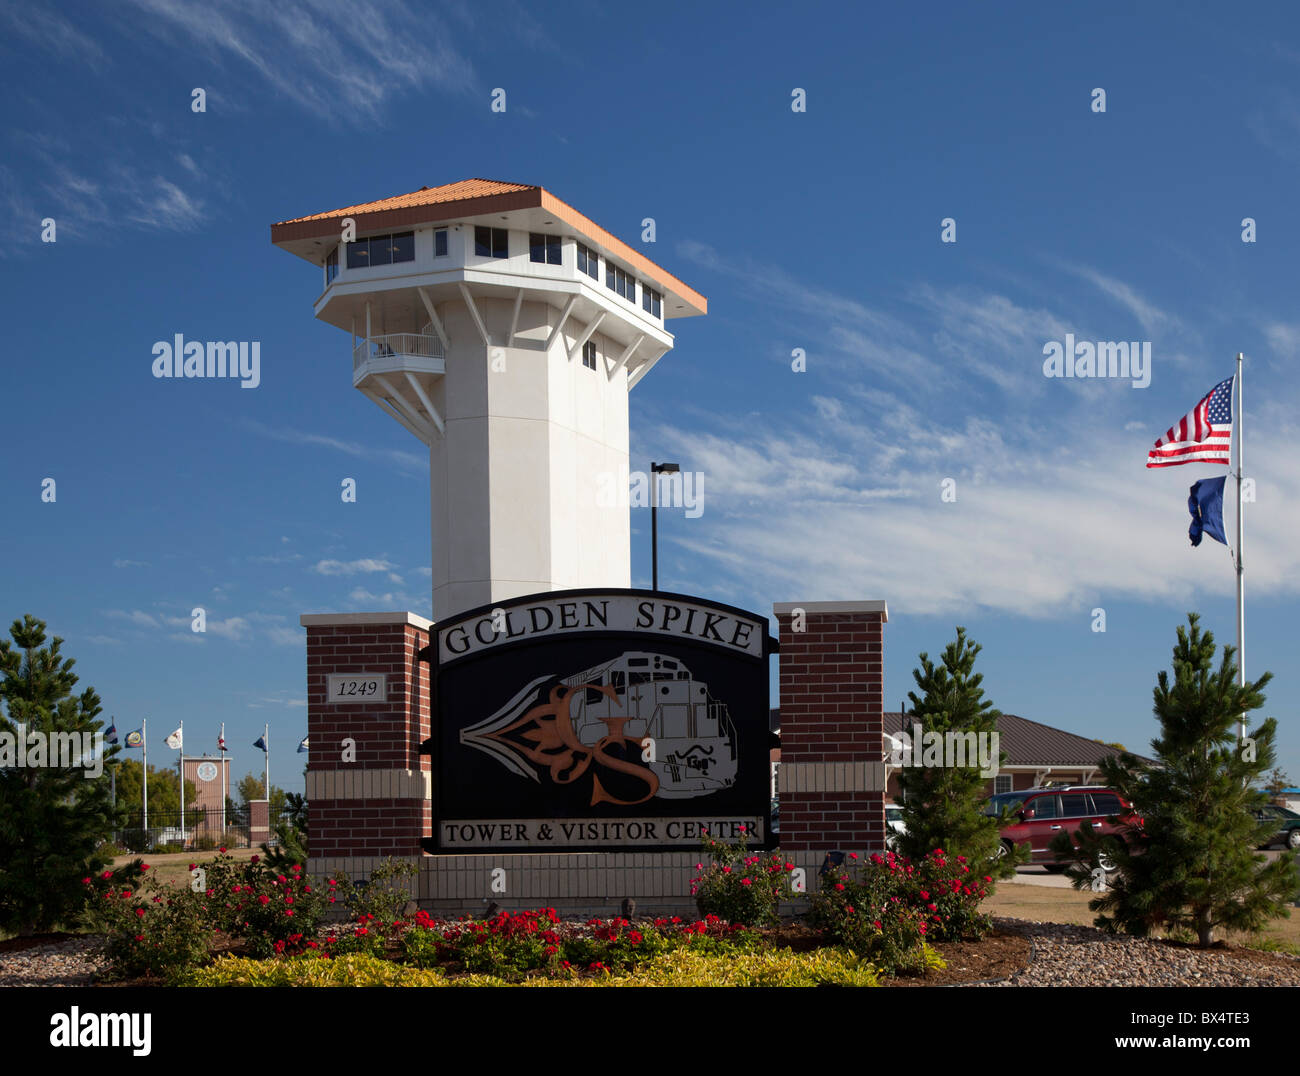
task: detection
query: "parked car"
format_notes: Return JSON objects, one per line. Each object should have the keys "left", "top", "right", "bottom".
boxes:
{"left": 984, "top": 786, "right": 1141, "bottom": 872}
{"left": 1251, "top": 804, "right": 1300, "bottom": 850}
{"left": 884, "top": 803, "right": 906, "bottom": 850}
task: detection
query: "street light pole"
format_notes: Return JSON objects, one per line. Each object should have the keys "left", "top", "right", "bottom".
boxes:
{"left": 650, "top": 461, "right": 679, "bottom": 591}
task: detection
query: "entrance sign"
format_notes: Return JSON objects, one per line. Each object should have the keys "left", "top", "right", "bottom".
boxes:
{"left": 426, "top": 590, "right": 776, "bottom": 851}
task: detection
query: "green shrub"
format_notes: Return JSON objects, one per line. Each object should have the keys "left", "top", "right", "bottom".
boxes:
{"left": 608, "top": 946, "right": 884, "bottom": 987}
{"left": 346, "top": 857, "right": 416, "bottom": 933}
{"left": 690, "top": 826, "right": 797, "bottom": 927}
{"left": 185, "top": 947, "right": 890, "bottom": 987}
{"left": 808, "top": 848, "right": 990, "bottom": 975}
{"left": 186, "top": 953, "right": 455, "bottom": 987}
{"left": 202, "top": 851, "right": 338, "bottom": 957}
{"left": 80, "top": 867, "right": 212, "bottom": 982}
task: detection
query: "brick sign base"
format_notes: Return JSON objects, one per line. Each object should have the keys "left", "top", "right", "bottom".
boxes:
{"left": 302, "top": 600, "right": 887, "bottom": 915}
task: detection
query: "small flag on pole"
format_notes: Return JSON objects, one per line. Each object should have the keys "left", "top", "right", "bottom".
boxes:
{"left": 1188, "top": 476, "right": 1228, "bottom": 547}
{"left": 124, "top": 729, "right": 144, "bottom": 748}
{"left": 1146, "top": 376, "right": 1233, "bottom": 468}
{"left": 165, "top": 727, "right": 183, "bottom": 750}
{"left": 297, "top": 735, "right": 309, "bottom": 754}
{"left": 218, "top": 724, "right": 226, "bottom": 752}
{"left": 104, "top": 720, "right": 119, "bottom": 745}
{"left": 254, "top": 734, "right": 268, "bottom": 752}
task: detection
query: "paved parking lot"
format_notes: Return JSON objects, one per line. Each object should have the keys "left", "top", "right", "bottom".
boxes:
{"left": 1005, "top": 848, "right": 1291, "bottom": 888}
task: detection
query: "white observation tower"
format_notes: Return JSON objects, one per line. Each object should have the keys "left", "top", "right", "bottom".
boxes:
{"left": 271, "top": 179, "right": 707, "bottom": 620}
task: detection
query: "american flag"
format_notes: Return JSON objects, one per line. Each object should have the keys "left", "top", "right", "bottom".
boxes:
{"left": 1146, "top": 376, "right": 1233, "bottom": 468}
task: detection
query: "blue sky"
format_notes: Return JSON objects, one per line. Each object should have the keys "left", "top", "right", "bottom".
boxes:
{"left": 3, "top": 1, "right": 1299, "bottom": 793}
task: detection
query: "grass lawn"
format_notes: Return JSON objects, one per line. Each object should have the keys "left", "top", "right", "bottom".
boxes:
{"left": 112, "top": 847, "right": 260, "bottom": 890}
{"left": 985, "top": 880, "right": 1300, "bottom": 952}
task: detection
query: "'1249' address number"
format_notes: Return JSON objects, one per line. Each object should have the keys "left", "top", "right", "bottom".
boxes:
{"left": 326, "top": 673, "right": 387, "bottom": 702}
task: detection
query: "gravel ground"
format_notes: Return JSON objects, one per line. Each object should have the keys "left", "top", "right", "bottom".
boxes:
{"left": 0, "top": 937, "right": 109, "bottom": 987}
{"left": 2, "top": 919, "right": 1297, "bottom": 986}
{"left": 982, "top": 919, "right": 1300, "bottom": 987}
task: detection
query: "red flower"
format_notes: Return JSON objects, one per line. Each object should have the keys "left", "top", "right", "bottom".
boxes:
{"left": 140, "top": 864, "right": 150, "bottom": 871}
{"left": 134, "top": 907, "right": 145, "bottom": 918}
{"left": 629, "top": 931, "right": 643, "bottom": 944}
{"left": 285, "top": 896, "right": 294, "bottom": 905}
{"left": 738, "top": 824, "right": 746, "bottom": 832}
{"left": 251, "top": 855, "right": 260, "bottom": 864}
{"left": 219, "top": 846, "right": 226, "bottom": 853}
{"left": 834, "top": 883, "right": 846, "bottom": 891}
{"left": 134, "top": 934, "right": 145, "bottom": 942}
{"left": 101, "top": 870, "right": 112, "bottom": 879}
{"left": 919, "top": 890, "right": 929, "bottom": 899}
{"left": 82, "top": 877, "right": 91, "bottom": 885}
{"left": 872, "top": 920, "right": 882, "bottom": 929}
{"left": 741, "top": 878, "right": 752, "bottom": 887}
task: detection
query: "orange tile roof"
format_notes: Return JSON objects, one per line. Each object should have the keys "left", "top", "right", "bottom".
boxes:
{"left": 271, "top": 178, "right": 706, "bottom": 314}
{"left": 273, "top": 179, "right": 538, "bottom": 225}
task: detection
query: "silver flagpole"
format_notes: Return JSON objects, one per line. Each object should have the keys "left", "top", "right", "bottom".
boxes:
{"left": 179, "top": 720, "right": 186, "bottom": 849}
{"left": 1235, "top": 352, "right": 1246, "bottom": 742}
{"left": 142, "top": 717, "right": 148, "bottom": 842}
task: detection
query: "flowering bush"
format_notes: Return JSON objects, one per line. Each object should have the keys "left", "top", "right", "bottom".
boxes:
{"left": 80, "top": 867, "right": 211, "bottom": 982}
{"left": 399, "top": 907, "right": 756, "bottom": 979}
{"left": 808, "top": 848, "right": 991, "bottom": 975}
{"left": 690, "top": 826, "right": 797, "bottom": 927}
{"left": 202, "top": 851, "right": 339, "bottom": 958}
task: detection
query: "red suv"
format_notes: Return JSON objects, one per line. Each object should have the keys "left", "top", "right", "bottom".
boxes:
{"left": 984, "top": 786, "right": 1141, "bottom": 872}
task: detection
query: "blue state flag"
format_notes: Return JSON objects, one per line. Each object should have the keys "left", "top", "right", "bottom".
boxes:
{"left": 253, "top": 735, "right": 268, "bottom": 752}
{"left": 1188, "top": 476, "right": 1227, "bottom": 547}
{"left": 297, "top": 735, "right": 309, "bottom": 754}
{"left": 124, "top": 729, "right": 144, "bottom": 748}
{"left": 104, "top": 720, "right": 119, "bottom": 745}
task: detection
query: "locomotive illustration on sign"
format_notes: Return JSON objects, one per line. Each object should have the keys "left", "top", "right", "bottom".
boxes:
{"left": 461, "top": 650, "right": 739, "bottom": 801}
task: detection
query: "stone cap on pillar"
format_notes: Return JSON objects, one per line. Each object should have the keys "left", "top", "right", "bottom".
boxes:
{"left": 773, "top": 600, "right": 888, "bottom": 621}
{"left": 300, "top": 611, "right": 434, "bottom": 630}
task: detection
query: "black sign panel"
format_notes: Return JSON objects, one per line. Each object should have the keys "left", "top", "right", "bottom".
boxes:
{"left": 425, "top": 589, "right": 777, "bottom": 852}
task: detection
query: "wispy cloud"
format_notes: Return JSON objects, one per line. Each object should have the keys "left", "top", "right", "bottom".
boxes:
{"left": 113, "top": 559, "right": 149, "bottom": 569}
{"left": 313, "top": 558, "right": 397, "bottom": 576}
{"left": 240, "top": 418, "right": 427, "bottom": 474}
{"left": 645, "top": 384, "right": 1300, "bottom": 620}
{"left": 0, "top": 2, "right": 109, "bottom": 70}
{"left": 122, "top": 0, "right": 478, "bottom": 121}
{"left": 106, "top": 609, "right": 161, "bottom": 628}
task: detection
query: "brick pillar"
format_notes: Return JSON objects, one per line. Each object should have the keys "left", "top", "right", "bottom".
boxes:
{"left": 248, "top": 799, "right": 270, "bottom": 847}
{"left": 300, "top": 612, "right": 433, "bottom": 863}
{"left": 773, "top": 601, "right": 887, "bottom": 854}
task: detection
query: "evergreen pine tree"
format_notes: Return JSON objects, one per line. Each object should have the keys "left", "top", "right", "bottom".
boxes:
{"left": 261, "top": 791, "right": 308, "bottom": 868}
{"left": 895, "top": 627, "right": 1020, "bottom": 877}
{"left": 1054, "top": 613, "right": 1298, "bottom": 946}
{"left": 0, "top": 615, "right": 131, "bottom": 935}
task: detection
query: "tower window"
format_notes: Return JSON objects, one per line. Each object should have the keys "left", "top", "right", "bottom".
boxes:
{"left": 475, "top": 226, "right": 508, "bottom": 258}
{"left": 434, "top": 228, "right": 448, "bottom": 257}
{"left": 606, "top": 262, "right": 636, "bottom": 302}
{"left": 345, "top": 231, "right": 415, "bottom": 269}
{"left": 582, "top": 341, "right": 597, "bottom": 370}
{"left": 325, "top": 246, "right": 339, "bottom": 285}
{"left": 529, "top": 233, "right": 561, "bottom": 264}
{"left": 577, "top": 242, "right": 599, "bottom": 280}
{"left": 642, "top": 285, "right": 662, "bottom": 319}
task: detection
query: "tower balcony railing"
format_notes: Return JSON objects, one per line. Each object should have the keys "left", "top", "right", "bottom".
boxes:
{"left": 352, "top": 332, "right": 445, "bottom": 373}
